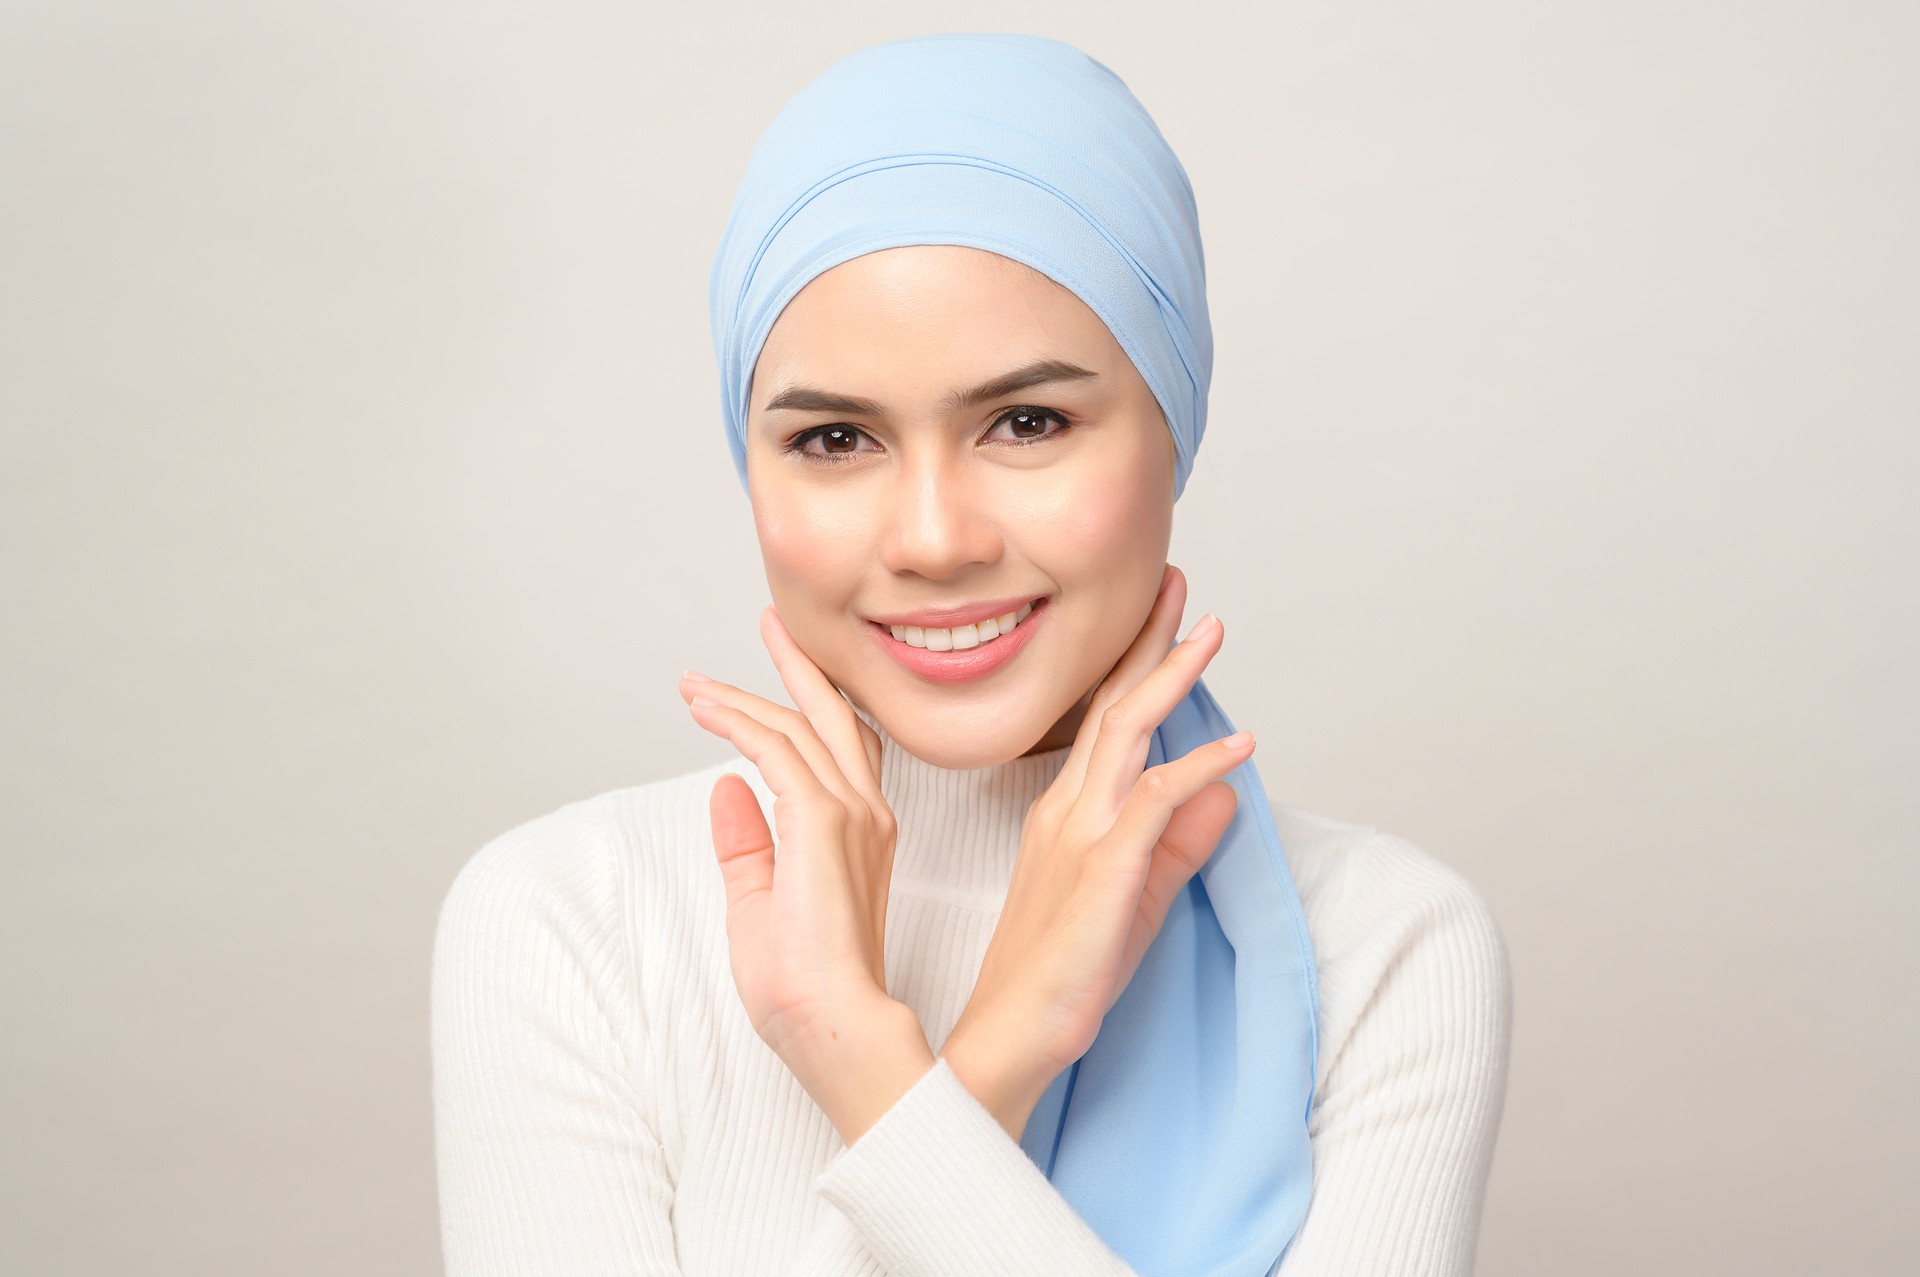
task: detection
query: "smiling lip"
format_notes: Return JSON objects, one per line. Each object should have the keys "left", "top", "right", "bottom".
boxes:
{"left": 867, "top": 596, "right": 1050, "bottom": 685}
{"left": 864, "top": 593, "right": 1049, "bottom": 629}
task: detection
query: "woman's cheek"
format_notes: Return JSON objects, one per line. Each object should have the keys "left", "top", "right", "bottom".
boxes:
{"left": 751, "top": 490, "right": 864, "bottom": 639}
{"left": 1039, "top": 445, "right": 1172, "bottom": 582}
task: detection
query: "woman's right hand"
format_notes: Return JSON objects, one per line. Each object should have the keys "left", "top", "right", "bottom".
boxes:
{"left": 677, "top": 605, "right": 923, "bottom": 1083}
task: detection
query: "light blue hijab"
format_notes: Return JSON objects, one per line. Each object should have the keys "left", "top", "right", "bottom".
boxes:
{"left": 708, "top": 33, "right": 1319, "bottom": 1275}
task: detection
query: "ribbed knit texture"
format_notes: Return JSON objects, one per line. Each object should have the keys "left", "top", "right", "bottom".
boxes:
{"left": 431, "top": 711, "right": 1513, "bottom": 1275}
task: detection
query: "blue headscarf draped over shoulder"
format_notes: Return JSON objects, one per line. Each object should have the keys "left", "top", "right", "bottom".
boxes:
{"left": 709, "top": 33, "right": 1320, "bottom": 1276}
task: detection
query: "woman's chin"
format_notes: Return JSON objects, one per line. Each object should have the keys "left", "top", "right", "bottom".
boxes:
{"left": 861, "top": 699, "right": 1057, "bottom": 772}
{"left": 903, "top": 738, "right": 1032, "bottom": 771}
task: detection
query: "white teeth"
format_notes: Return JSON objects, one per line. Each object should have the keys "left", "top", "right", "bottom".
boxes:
{"left": 887, "top": 599, "right": 1040, "bottom": 650}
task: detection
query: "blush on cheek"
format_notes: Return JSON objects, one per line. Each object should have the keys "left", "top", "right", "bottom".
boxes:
{"left": 751, "top": 490, "right": 870, "bottom": 649}
{"left": 1012, "top": 453, "right": 1172, "bottom": 725}
{"left": 759, "top": 529, "right": 839, "bottom": 614}
{"left": 1044, "top": 445, "right": 1174, "bottom": 588}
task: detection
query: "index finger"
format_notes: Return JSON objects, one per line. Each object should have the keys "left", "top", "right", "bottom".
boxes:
{"left": 759, "top": 605, "right": 887, "bottom": 811}
{"left": 1053, "top": 563, "right": 1185, "bottom": 799}
{"left": 1074, "top": 609, "right": 1225, "bottom": 821}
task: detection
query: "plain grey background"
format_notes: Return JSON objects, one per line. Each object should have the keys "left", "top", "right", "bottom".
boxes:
{"left": 3, "top": 2, "right": 1914, "bottom": 1273}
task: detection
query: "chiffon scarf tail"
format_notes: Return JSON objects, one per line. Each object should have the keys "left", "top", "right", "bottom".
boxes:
{"left": 1018, "top": 673, "right": 1321, "bottom": 1276}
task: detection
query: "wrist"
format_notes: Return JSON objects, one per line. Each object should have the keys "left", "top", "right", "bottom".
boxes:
{"left": 788, "top": 997, "right": 936, "bottom": 1148}
{"left": 939, "top": 1018, "right": 1050, "bottom": 1143}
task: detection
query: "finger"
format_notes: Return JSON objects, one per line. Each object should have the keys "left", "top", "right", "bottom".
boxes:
{"left": 1054, "top": 563, "right": 1185, "bottom": 798}
{"left": 708, "top": 771, "right": 776, "bottom": 921}
{"left": 1077, "top": 610, "right": 1228, "bottom": 822}
{"left": 1102, "top": 729, "right": 1254, "bottom": 874}
{"left": 680, "top": 672, "right": 865, "bottom": 811}
{"left": 1120, "top": 778, "right": 1240, "bottom": 993}
{"left": 848, "top": 707, "right": 882, "bottom": 783}
{"left": 759, "top": 606, "right": 888, "bottom": 810}
{"left": 686, "top": 697, "right": 840, "bottom": 820}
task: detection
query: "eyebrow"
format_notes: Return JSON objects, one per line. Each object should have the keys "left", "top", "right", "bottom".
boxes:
{"left": 761, "top": 358, "right": 1100, "bottom": 418}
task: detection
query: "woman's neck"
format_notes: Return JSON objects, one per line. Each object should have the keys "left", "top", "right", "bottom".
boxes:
{"left": 849, "top": 702, "right": 1071, "bottom": 894}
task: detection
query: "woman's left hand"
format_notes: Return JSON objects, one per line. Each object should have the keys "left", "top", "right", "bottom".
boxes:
{"left": 943, "top": 565, "right": 1254, "bottom": 1140}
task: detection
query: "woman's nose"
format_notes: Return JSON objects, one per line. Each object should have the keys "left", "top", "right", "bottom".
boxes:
{"left": 877, "top": 455, "right": 1002, "bottom": 579}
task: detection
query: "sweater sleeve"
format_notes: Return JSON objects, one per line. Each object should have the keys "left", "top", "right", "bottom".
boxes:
{"left": 430, "top": 815, "right": 685, "bottom": 1275}
{"left": 1270, "top": 832, "right": 1515, "bottom": 1276}
{"left": 807, "top": 1054, "right": 1138, "bottom": 1275}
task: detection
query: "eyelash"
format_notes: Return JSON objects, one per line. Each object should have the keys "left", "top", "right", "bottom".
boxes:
{"left": 779, "top": 406, "right": 1076, "bottom": 467}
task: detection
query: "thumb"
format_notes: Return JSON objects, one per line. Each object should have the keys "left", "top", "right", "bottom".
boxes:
{"left": 709, "top": 772, "right": 776, "bottom": 920}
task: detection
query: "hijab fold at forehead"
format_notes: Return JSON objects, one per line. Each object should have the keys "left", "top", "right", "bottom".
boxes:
{"left": 707, "top": 33, "right": 1319, "bottom": 1276}
{"left": 708, "top": 31, "right": 1213, "bottom": 500}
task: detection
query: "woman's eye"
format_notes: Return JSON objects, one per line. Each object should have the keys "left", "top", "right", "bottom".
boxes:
{"left": 784, "top": 425, "right": 879, "bottom": 464}
{"left": 985, "top": 406, "right": 1073, "bottom": 446}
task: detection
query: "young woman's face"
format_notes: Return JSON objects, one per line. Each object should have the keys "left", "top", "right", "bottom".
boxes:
{"left": 744, "top": 244, "right": 1176, "bottom": 770}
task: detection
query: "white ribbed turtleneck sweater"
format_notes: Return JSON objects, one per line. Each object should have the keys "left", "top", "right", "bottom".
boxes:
{"left": 431, "top": 707, "right": 1512, "bottom": 1275}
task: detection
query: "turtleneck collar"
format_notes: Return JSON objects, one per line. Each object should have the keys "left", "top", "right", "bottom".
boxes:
{"left": 849, "top": 702, "right": 1074, "bottom": 901}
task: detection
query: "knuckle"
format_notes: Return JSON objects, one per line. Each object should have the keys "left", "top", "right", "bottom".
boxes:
{"left": 1136, "top": 766, "right": 1174, "bottom": 805}
{"left": 1029, "top": 793, "right": 1063, "bottom": 828}
{"left": 1097, "top": 699, "right": 1136, "bottom": 738}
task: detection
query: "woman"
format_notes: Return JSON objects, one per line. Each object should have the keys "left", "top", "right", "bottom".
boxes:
{"left": 432, "top": 33, "right": 1512, "bottom": 1277}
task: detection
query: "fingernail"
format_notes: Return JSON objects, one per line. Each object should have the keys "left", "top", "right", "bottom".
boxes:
{"left": 689, "top": 694, "right": 718, "bottom": 708}
{"left": 1222, "top": 729, "right": 1253, "bottom": 748}
{"left": 1188, "top": 612, "right": 1219, "bottom": 641}
{"left": 682, "top": 669, "right": 712, "bottom": 683}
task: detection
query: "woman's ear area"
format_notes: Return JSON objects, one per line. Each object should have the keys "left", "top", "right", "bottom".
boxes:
{"left": 740, "top": 353, "right": 783, "bottom": 493}
{"left": 1157, "top": 405, "right": 1179, "bottom": 502}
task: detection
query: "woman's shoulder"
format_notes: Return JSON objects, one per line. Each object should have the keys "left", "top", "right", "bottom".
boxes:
{"left": 435, "top": 758, "right": 745, "bottom": 944}
{"left": 1264, "top": 798, "right": 1511, "bottom": 1001}
{"left": 1261, "top": 803, "right": 1514, "bottom": 1229}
